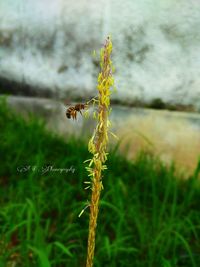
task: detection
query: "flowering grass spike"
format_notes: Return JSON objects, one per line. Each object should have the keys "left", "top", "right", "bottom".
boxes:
{"left": 85, "top": 36, "right": 115, "bottom": 267}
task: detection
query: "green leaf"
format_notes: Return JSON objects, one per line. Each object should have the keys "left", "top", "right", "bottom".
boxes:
{"left": 54, "top": 241, "right": 73, "bottom": 257}
{"left": 29, "top": 246, "right": 51, "bottom": 267}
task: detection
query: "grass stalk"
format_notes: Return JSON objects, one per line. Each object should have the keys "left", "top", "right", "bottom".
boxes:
{"left": 85, "top": 36, "right": 114, "bottom": 267}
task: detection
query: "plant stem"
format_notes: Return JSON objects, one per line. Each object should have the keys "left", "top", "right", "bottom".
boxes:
{"left": 86, "top": 36, "right": 114, "bottom": 267}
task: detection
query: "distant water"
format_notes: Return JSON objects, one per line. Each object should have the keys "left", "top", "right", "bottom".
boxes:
{"left": 0, "top": 0, "right": 200, "bottom": 108}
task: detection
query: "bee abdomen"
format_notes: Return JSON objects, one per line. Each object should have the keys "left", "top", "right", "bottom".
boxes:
{"left": 66, "top": 112, "right": 71, "bottom": 118}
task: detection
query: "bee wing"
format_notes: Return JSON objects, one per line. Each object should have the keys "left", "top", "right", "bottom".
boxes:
{"left": 63, "top": 97, "right": 72, "bottom": 107}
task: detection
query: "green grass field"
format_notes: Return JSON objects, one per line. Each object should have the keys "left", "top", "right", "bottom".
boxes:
{"left": 0, "top": 98, "right": 200, "bottom": 267}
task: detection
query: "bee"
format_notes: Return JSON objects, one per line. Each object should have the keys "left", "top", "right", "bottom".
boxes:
{"left": 66, "top": 103, "right": 86, "bottom": 120}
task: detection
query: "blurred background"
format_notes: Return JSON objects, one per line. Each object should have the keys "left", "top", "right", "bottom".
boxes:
{"left": 1, "top": 0, "right": 200, "bottom": 172}
{"left": 1, "top": 1, "right": 200, "bottom": 266}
